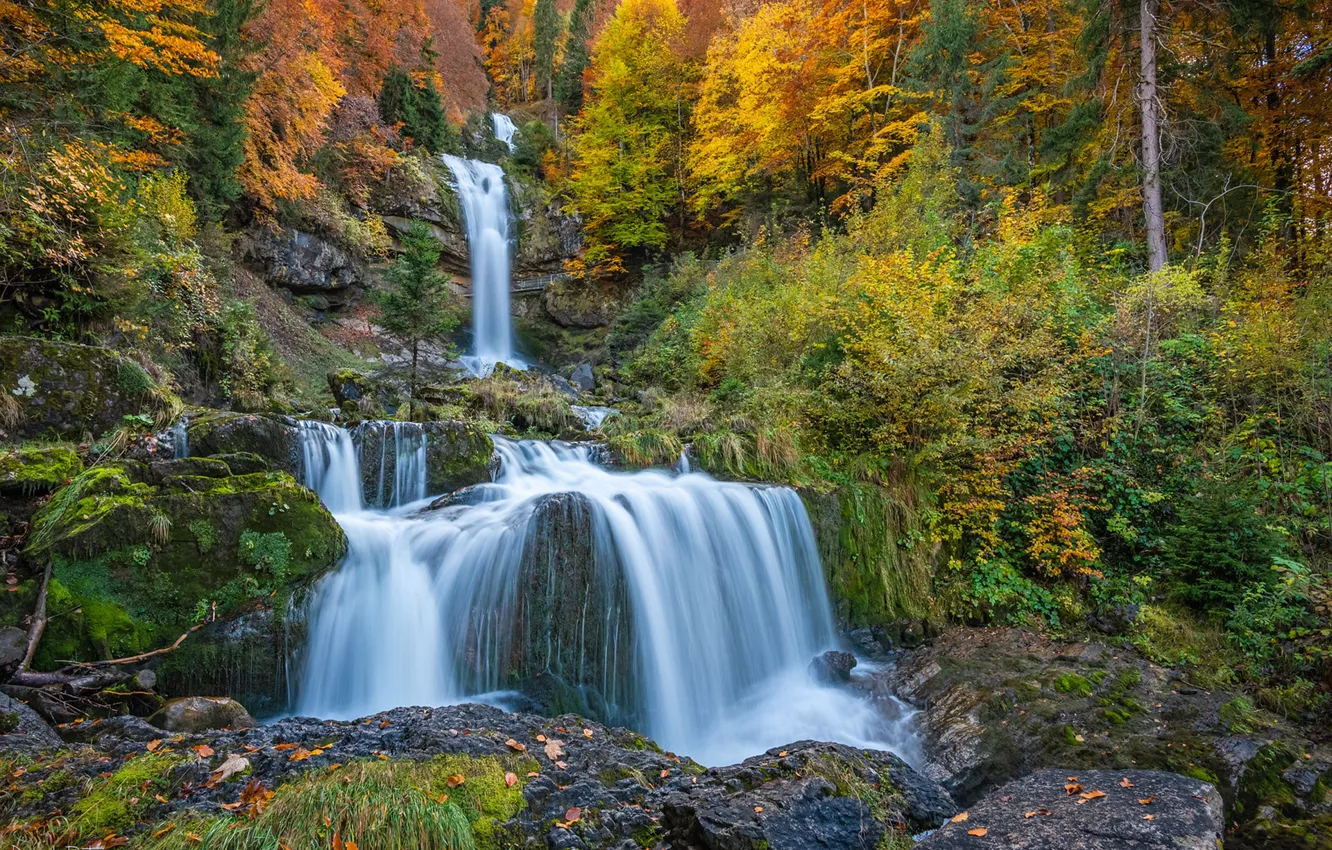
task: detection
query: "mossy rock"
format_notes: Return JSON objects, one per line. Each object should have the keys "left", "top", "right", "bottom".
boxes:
{"left": 185, "top": 411, "right": 299, "bottom": 475}
{"left": 421, "top": 420, "right": 494, "bottom": 494}
{"left": 22, "top": 461, "right": 346, "bottom": 673}
{"left": 0, "top": 337, "right": 169, "bottom": 442}
{"left": 0, "top": 445, "right": 83, "bottom": 494}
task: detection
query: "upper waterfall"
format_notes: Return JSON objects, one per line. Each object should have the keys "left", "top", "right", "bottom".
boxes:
{"left": 492, "top": 113, "right": 517, "bottom": 151}
{"left": 292, "top": 424, "right": 916, "bottom": 766}
{"left": 441, "top": 154, "right": 520, "bottom": 376}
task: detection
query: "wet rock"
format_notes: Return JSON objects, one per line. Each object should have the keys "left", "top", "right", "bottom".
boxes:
{"left": 0, "top": 626, "right": 27, "bottom": 670}
{"left": 809, "top": 650, "right": 858, "bottom": 683}
{"left": 0, "top": 692, "right": 63, "bottom": 755}
{"left": 327, "top": 369, "right": 389, "bottom": 420}
{"left": 916, "top": 769, "right": 1224, "bottom": 850}
{"left": 150, "top": 696, "right": 256, "bottom": 733}
{"left": 0, "top": 337, "right": 170, "bottom": 442}
{"left": 570, "top": 362, "right": 594, "bottom": 393}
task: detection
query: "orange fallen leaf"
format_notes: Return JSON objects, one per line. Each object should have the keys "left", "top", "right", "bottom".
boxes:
{"left": 565, "top": 807, "right": 581, "bottom": 823}
{"left": 1119, "top": 777, "right": 1135, "bottom": 788}
{"left": 778, "top": 751, "right": 788, "bottom": 757}
{"left": 967, "top": 827, "right": 988, "bottom": 837}
{"left": 1024, "top": 811, "right": 1037, "bottom": 818}
{"left": 660, "top": 769, "right": 669, "bottom": 778}
{"left": 536, "top": 734, "right": 547, "bottom": 742}
{"left": 379, "top": 721, "right": 390, "bottom": 729}
{"left": 272, "top": 743, "right": 299, "bottom": 752}
{"left": 154, "top": 794, "right": 168, "bottom": 803}
{"left": 288, "top": 748, "right": 312, "bottom": 762}
{"left": 1143, "top": 814, "right": 1155, "bottom": 820}
{"left": 332, "top": 833, "right": 344, "bottom": 850}
{"left": 583, "top": 729, "right": 593, "bottom": 738}
{"left": 505, "top": 772, "right": 518, "bottom": 787}
{"left": 185, "top": 834, "right": 202, "bottom": 843}
{"left": 951, "top": 811, "right": 969, "bottom": 823}
{"left": 505, "top": 739, "right": 526, "bottom": 752}
{"left": 753, "top": 806, "right": 763, "bottom": 813}
{"left": 446, "top": 774, "right": 466, "bottom": 788}
{"left": 146, "top": 740, "right": 163, "bottom": 753}
{"left": 1065, "top": 783, "right": 1083, "bottom": 795}
{"left": 328, "top": 763, "right": 342, "bottom": 772}
{"left": 526, "top": 771, "right": 540, "bottom": 778}
{"left": 556, "top": 760, "right": 568, "bottom": 769}
{"left": 1139, "top": 796, "right": 1155, "bottom": 805}
{"left": 151, "top": 825, "right": 176, "bottom": 839}
{"left": 1067, "top": 776, "right": 1078, "bottom": 781}
{"left": 346, "top": 843, "right": 358, "bottom": 850}
{"left": 1079, "top": 790, "right": 1106, "bottom": 800}
{"left": 194, "top": 745, "right": 214, "bottom": 758}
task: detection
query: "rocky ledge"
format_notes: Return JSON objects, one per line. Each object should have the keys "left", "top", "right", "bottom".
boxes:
{"left": 3, "top": 703, "right": 954, "bottom": 850}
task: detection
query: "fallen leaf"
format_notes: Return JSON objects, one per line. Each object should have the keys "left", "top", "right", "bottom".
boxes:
{"left": 565, "top": 807, "right": 581, "bottom": 823}
{"left": 154, "top": 794, "right": 168, "bottom": 803}
{"left": 544, "top": 739, "right": 565, "bottom": 761}
{"left": 272, "top": 743, "right": 299, "bottom": 752}
{"left": 151, "top": 825, "right": 176, "bottom": 839}
{"left": 346, "top": 843, "right": 358, "bottom": 850}
{"left": 206, "top": 755, "right": 250, "bottom": 787}
{"left": 1037, "top": 809, "right": 1053, "bottom": 816}
{"left": 505, "top": 772, "right": 518, "bottom": 787}
{"left": 332, "top": 833, "right": 344, "bottom": 850}
{"left": 583, "top": 729, "right": 593, "bottom": 738}
{"left": 967, "top": 827, "right": 988, "bottom": 837}
{"left": 1079, "top": 790, "right": 1106, "bottom": 800}
{"left": 536, "top": 734, "right": 547, "bottom": 742}
{"left": 660, "top": 769, "right": 669, "bottom": 778}
{"left": 1139, "top": 796, "right": 1155, "bottom": 805}
{"left": 526, "top": 771, "right": 539, "bottom": 778}
{"left": 186, "top": 834, "right": 202, "bottom": 843}
{"left": 951, "top": 811, "right": 969, "bottom": 823}
{"left": 778, "top": 751, "right": 788, "bottom": 757}
{"left": 447, "top": 774, "right": 466, "bottom": 788}
{"left": 1119, "top": 777, "right": 1135, "bottom": 788}
{"left": 194, "top": 744, "right": 214, "bottom": 758}
{"left": 753, "top": 805, "right": 763, "bottom": 813}
{"left": 1065, "top": 783, "right": 1084, "bottom": 795}
{"left": 556, "top": 760, "right": 568, "bottom": 769}
{"left": 379, "top": 721, "right": 390, "bottom": 730}
{"left": 505, "top": 739, "right": 526, "bottom": 752}
{"left": 1067, "top": 776, "right": 1078, "bottom": 781}
{"left": 288, "top": 748, "right": 312, "bottom": 762}
{"left": 83, "top": 836, "right": 129, "bottom": 849}
{"left": 1024, "top": 811, "right": 1037, "bottom": 818}
{"left": 1143, "top": 814, "right": 1155, "bottom": 820}
{"left": 219, "top": 801, "right": 244, "bottom": 811}
{"left": 329, "top": 763, "right": 342, "bottom": 772}
{"left": 146, "top": 740, "right": 163, "bottom": 753}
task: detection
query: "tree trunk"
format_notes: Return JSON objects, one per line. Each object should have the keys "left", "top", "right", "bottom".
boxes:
{"left": 18, "top": 561, "right": 51, "bottom": 672}
{"left": 1138, "top": 0, "right": 1167, "bottom": 271}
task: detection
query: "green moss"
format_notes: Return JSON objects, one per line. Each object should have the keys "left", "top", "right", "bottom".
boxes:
{"left": 0, "top": 445, "right": 83, "bottom": 494}
{"left": 429, "top": 754, "right": 533, "bottom": 849}
{"left": 1220, "top": 696, "right": 1268, "bottom": 734}
{"left": 1053, "top": 673, "right": 1093, "bottom": 696}
{"left": 71, "top": 752, "right": 185, "bottom": 838}
{"left": 1061, "top": 725, "right": 1083, "bottom": 746}
{"left": 188, "top": 519, "right": 218, "bottom": 553}
{"left": 1182, "top": 765, "right": 1221, "bottom": 785}
{"left": 1234, "top": 743, "right": 1298, "bottom": 821}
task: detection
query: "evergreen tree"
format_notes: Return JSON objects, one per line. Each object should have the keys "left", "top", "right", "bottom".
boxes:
{"left": 555, "top": 0, "right": 595, "bottom": 112}
{"left": 373, "top": 221, "right": 460, "bottom": 417}
{"left": 534, "top": 0, "right": 562, "bottom": 101}
{"left": 378, "top": 66, "right": 452, "bottom": 153}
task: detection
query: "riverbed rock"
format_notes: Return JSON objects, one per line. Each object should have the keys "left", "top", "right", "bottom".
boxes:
{"left": 0, "top": 337, "right": 170, "bottom": 442}
{"left": 915, "top": 769, "right": 1224, "bottom": 850}
{"left": 185, "top": 411, "right": 300, "bottom": 474}
{"left": 0, "top": 703, "right": 952, "bottom": 850}
{"left": 809, "top": 650, "right": 858, "bottom": 683}
{"left": 354, "top": 419, "right": 494, "bottom": 505}
{"left": 149, "top": 696, "right": 256, "bottom": 733}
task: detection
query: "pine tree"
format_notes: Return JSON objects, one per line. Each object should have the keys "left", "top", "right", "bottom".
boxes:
{"left": 378, "top": 66, "right": 452, "bottom": 153}
{"left": 534, "top": 0, "right": 561, "bottom": 101}
{"left": 373, "top": 221, "right": 460, "bottom": 417}
{"left": 555, "top": 0, "right": 595, "bottom": 112}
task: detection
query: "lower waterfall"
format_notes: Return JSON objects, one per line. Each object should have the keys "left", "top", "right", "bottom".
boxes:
{"left": 292, "top": 422, "right": 914, "bottom": 765}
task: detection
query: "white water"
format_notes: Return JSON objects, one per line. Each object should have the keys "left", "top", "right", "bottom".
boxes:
{"left": 492, "top": 113, "right": 517, "bottom": 151}
{"left": 570, "top": 405, "right": 617, "bottom": 430}
{"left": 294, "top": 425, "right": 914, "bottom": 766}
{"left": 170, "top": 416, "right": 189, "bottom": 459}
{"left": 441, "top": 154, "right": 522, "bottom": 376}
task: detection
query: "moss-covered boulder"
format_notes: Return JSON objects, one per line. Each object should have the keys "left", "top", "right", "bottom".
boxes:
{"left": 0, "top": 337, "right": 169, "bottom": 442}
{"left": 185, "top": 411, "right": 299, "bottom": 475}
{"left": 20, "top": 458, "right": 345, "bottom": 678}
{"left": 0, "top": 445, "right": 83, "bottom": 494}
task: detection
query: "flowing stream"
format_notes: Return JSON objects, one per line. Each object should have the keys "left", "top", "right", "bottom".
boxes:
{"left": 441, "top": 155, "right": 520, "bottom": 375}
{"left": 293, "top": 423, "right": 915, "bottom": 765}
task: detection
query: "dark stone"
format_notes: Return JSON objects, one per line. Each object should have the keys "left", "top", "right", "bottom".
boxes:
{"left": 149, "top": 696, "right": 256, "bottom": 733}
{"left": 186, "top": 411, "right": 300, "bottom": 475}
{"left": 0, "top": 692, "right": 63, "bottom": 755}
{"left": 242, "top": 226, "right": 361, "bottom": 298}
{"left": 354, "top": 420, "right": 493, "bottom": 506}
{"left": 570, "top": 363, "right": 594, "bottom": 393}
{"left": 809, "top": 650, "right": 858, "bottom": 683}
{"left": 211, "top": 452, "right": 271, "bottom": 476}
{"left": 0, "top": 626, "right": 27, "bottom": 669}
{"left": 146, "top": 457, "right": 233, "bottom": 485}
{"left": 915, "top": 769, "right": 1224, "bottom": 850}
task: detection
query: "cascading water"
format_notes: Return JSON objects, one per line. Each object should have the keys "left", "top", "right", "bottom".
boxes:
{"left": 293, "top": 424, "right": 916, "bottom": 766}
{"left": 492, "top": 113, "right": 517, "bottom": 151}
{"left": 441, "top": 154, "right": 521, "bottom": 376}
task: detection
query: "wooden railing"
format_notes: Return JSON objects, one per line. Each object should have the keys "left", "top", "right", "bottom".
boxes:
{"left": 462, "top": 272, "right": 570, "bottom": 297}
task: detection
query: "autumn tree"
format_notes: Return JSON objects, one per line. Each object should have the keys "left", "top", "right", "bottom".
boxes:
{"left": 568, "top": 0, "right": 694, "bottom": 278}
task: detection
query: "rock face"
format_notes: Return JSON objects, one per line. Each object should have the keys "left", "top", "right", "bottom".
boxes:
{"left": 0, "top": 445, "right": 83, "bottom": 494}
{"left": 0, "top": 337, "right": 169, "bottom": 442}
{"left": 916, "top": 769, "right": 1224, "bottom": 850}
{"left": 544, "top": 277, "right": 630, "bottom": 328}
{"left": 355, "top": 419, "right": 494, "bottom": 506}
{"left": 4, "top": 703, "right": 952, "bottom": 850}
{"left": 14, "top": 458, "right": 345, "bottom": 683}
{"left": 242, "top": 227, "right": 361, "bottom": 304}
{"left": 149, "top": 696, "right": 256, "bottom": 733}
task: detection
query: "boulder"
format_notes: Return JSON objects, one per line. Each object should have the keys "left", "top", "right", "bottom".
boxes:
{"left": 149, "top": 696, "right": 256, "bottom": 733}
{"left": 809, "top": 650, "right": 858, "bottom": 683}
{"left": 0, "top": 445, "right": 83, "bottom": 494}
{"left": 185, "top": 411, "right": 299, "bottom": 475}
{"left": 0, "top": 337, "right": 169, "bottom": 442}
{"left": 916, "top": 769, "right": 1224, "bottom": 850}
{"left": 242, "top": 226, "right": 361, "bottom": 301}
{"left": 0, "top": 692, "right": 63, "bottom": 755}
{"left": 17, "top": 460, "right": 345, "bottom": 678}
{"left": 569, "top": 362, "right": 594, "bottom": 393}
{"left": 0, "top": 625, "right": 27, "bottom": 669}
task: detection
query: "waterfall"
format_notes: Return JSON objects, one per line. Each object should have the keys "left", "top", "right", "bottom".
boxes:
{"left": 170, "top": 416, "right": 189, "bottom": 459}
{"left": 492, "top": 113, "right": 517, "bottom": 151}
{"left": 292, "top": 424, "right": 915, "bottom": 766}
{"left": 441, "top": 154, "right": 520, "bottom": 376}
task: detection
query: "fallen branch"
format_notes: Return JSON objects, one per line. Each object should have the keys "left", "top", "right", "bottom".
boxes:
{"left": 55, "top": 622, "right": 205, "bottom": 669}
{"left": 17, "top": 560, "right": 51, "bottom": 673}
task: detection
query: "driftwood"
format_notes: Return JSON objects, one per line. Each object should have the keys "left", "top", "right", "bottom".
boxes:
{"left": 8, "top": 623, "right": 204, "bottom": 690}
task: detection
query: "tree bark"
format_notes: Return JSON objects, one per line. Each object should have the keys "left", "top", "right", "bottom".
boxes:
{"left": 17, "top": 560, "right": 51, "bottom": 672}
{"left": 1138, "top": 0, "right": 1167, "bottom": 271}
